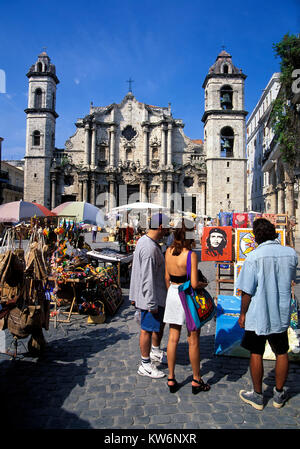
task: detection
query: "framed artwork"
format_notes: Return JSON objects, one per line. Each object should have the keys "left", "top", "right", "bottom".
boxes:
{"left": 276, "top": 228, "right": 286, "bottom": 246}
{"left": 262, "top": 213, "right": 276, "bottom": 225}
{"left": 218, "top": 212, "right": 232, "bottom": 226}
{"left": 236, "top": 228, "right": 257, "bottom": 262}
{"left": 233, "top": 262, "right": 244, "bottom": 297}
{"left": 232, "top": 213, "right": 248, "bottom": 228}
{"left": 236, "top": 228, "right": 286, "bottom": 262}
{"left": 201, "top": 226, "right": 233, "bottom": 262}
{"left": 275, "top": 214, "right": 288, "bottom": 226}
{"left": 248, "top": 212, "right": 262, "bottom": 227}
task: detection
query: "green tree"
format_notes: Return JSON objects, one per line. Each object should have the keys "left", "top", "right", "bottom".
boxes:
{"left": 270, "top": 33, "right": 300, "bottom": 216}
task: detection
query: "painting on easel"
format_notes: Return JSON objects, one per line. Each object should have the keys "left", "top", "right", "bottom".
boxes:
{"left": 236, "top": 228, "right": 286, "bottom": 262}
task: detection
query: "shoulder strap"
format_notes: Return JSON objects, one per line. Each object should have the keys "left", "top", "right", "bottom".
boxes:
{"left": 187, "top": 251, "right": 192, "bottom": 280}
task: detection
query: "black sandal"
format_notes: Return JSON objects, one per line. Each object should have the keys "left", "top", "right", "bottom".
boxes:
{"left": 167, "top": 378, "right": 179, "bottom": 393}
{"left": 192, "top": 378, "right": 211, "bottom": 394}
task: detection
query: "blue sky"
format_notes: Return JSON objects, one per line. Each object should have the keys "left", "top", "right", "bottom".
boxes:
{"left": 0, "top": 0, "right": 299, "bottom": 160}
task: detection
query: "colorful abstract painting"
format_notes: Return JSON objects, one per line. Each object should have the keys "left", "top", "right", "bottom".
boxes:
{"left": 232, "top": 213, "right": 248, "bottom": 228}
{"left": 236, "top": 228, "right": 286, "bottom": 262}
{"left": 218, "top": 212, "right": 232, "bottom": 226}
{"left": 262, "top": 213, "right": 276, "bottom": 225}
{"left": 248, "top": 212, "right": 262, "bottom": 227}
{"left": 201, "top": 226, "right": 233, "bottom": 262}
{"left": 233, "top": 263, "right": 243, "bottom": 297}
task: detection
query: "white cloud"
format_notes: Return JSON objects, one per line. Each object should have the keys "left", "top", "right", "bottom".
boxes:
{"left": 74, "top": 78, "right": 80, "bottom": 85}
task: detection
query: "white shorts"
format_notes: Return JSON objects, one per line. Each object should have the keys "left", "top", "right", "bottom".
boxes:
{"left": 163, "top": 283, "right": 186, "bottom": 326}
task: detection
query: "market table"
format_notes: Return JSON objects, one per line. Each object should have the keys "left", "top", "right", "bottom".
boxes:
{"left": 87, "top": 249, "right": 133, "bottom": 285}
{"left": 47, "top": 276, "right": 92, "bottom": 326}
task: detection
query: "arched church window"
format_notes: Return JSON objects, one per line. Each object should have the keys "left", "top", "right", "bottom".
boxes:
{"left": 220, "top": 126, "right": 234, "bottom": 157}
{"left": 33, "top": 130, "right": 41, "bottom": 146}
{"left": 220, "top": 85, "right": 233, "bottom": 110}
{"left": 34, "top": 88, "right": 42, "bottom": 109}
{"left": 223, "top": 64, "right": 229, "bottom": 74}
{"left": 36, "top": 62, "right": 42, "bottom": 72}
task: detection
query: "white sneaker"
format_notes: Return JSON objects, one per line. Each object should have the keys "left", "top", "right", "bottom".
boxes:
{"left": 150, "top": 349, "right": 168, "bottom": 365}
{"left": 137, "top": 362, "right": 166, "bottom": 378}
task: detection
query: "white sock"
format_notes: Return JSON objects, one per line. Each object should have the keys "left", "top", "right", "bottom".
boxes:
{"left": 151, "top": 345, "right": 161, "bottom": 354}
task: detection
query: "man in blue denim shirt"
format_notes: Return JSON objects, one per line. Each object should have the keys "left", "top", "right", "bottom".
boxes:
{"left": 237, "top": 218, "right": 298, "bottom": 410}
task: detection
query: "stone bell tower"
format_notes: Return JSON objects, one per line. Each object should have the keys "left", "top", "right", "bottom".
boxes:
{"left": 24, "top": 51, "right": 59, "bottom": 208}
{"left": 202, "top": 50, "right": 247, "bottom": 217}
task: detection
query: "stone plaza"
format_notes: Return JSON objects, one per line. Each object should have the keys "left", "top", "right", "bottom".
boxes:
{"left": 0, "top": 233, "right": 299, "bottom": 431}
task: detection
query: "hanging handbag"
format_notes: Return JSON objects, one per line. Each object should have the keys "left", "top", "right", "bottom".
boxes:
{"left": 178, "top": 251, "right": 216, "bottom": 331}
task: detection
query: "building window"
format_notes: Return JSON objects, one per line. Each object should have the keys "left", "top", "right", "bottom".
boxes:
{"left": 223, "top": 64, "right": 229, "bottom": 74}
{"left": 227, "top": 161, "right": 230, "bottom": 167}
{"left": 227, "top": 194, "right": 230, "bottom": 199}
{"left": 122, "top": 125, "right": 137, "bottom": 141}
{"left": 220, "top": 126, "right": 234, "bottom": 157}
{"left": 33, "top": 131, "right": 40, "bottom": 146}
{"left": 227, "top": 177, "right": 230, "bottom": 183}
{"left": 34, "top": 88, "right": 42, "bottom": 109}
{"left": 36, "top": 62, "right": 42, "bottom": 72}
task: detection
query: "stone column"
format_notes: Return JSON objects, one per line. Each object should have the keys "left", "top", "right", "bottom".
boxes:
{"left": 90, "top": 173, "right": 96, "bottom": 205}
{"left": 140, "top": 178, "right": 148, "bottom": 203}
{"left": 78, "top": 179, "right": 83, "bottom": 202}
{"left": 173, "top": 175, "right": 181, "bottom": 212}
{"left": 84, "top": 124, "right": 90, "bottom": 167}
{"left": 91, "top": 125, "right": 97, "bottom": 169}
{"left": 166, "top": 175, "right": 173, "bottom": 210}
{"left": 110, "top": 126, "right": 115, "bottom": 167}
{"left": 167, "top": 124, "right": 173, "bottom": 166}
{"left": 107, "top": 175, "right": 116, "bottom": 211}
{"left": 199, "top": 182, "right": 206, "bottom": 216}
{"left": 143, "top": 126, "right": 149, "bottom": 167}
{"left": 50, "top": 173, "right": 56, "bottom": 209}
{"left": 277, "top": 184, "right": 285, "bottom": 213}
{"left": 160, "top": 175, "right": 165, "bottom": 206}
{"left": 161, "top": 124, "right": 167, "bottom": 167}
{"left": 81, "top": 174, "right": 89, "bottom": 202}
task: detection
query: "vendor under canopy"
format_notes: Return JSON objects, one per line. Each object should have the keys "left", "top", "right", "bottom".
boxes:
{"left": 71, "top": 235, "right": 90, "bottom": 265}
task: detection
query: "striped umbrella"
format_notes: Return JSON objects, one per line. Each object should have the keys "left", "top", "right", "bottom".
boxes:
{"left": 0, "top": 200, "right": 56, "bottom": 223}
{"left": 51, "top": 201, "right": 105, "bottom": 226}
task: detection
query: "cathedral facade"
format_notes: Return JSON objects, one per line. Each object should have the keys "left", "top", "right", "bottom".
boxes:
{"left": 24, "top": 50, "right": 247, "bottom": 218}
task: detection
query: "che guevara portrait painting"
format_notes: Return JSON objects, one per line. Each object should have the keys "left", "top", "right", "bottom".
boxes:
{"left": 201, "top": 226, "right": 233, "bottom": 262}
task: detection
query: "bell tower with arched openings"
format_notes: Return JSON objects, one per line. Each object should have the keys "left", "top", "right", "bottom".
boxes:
{"left": 24, "top": 51, "right": 59, "bottom": 207}
{"left": 202, "top": 50, "right": 247, "bottom": 217}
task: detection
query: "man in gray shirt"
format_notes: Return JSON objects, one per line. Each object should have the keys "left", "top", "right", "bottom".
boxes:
{"left": 130, "top": 213, "right": 169, "bottom": 378}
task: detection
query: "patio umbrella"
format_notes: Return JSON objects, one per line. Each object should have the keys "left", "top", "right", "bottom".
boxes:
{"left": 111, "top": 202, "right": 167, "bottom": 212}
{"left": 0, "top": 200, "right": 56, "bottom": 223}
{"left": 51, "top": 201, "right": 105, "bottom": 226}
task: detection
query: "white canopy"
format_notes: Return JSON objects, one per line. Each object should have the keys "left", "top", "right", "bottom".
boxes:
{"left": 111, "top": 202, "right": 167, "bottom": 212}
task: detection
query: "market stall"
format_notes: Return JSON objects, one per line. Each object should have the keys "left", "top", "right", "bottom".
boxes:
{"left": 47, "top": 216, "right": 123, "bottom": 325}
{"left": 199, "top": 212, "right": 300, "bottom": 361}
{"left": 0, "top": 227, "right": 50, "bottom": 357}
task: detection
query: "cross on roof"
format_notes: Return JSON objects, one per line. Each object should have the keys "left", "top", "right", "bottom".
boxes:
{"left": 127, "top": 77, "right": 134, "bottom": 92}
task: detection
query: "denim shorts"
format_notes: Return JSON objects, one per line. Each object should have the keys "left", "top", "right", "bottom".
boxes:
{"left": 140, "top": 306, "right": 165, "bottom": 332}
{"left": 241, "top": 330, "right": 289, "bottom": 356}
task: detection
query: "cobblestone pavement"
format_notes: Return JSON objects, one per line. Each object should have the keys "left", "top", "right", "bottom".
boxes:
{"left": 0, "top": 234, "right": 299, "bottom": 430}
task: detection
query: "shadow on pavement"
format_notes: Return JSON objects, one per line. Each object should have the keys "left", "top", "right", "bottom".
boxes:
{"left": 0, "top": 326, "right": 130, "bottom": 429}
